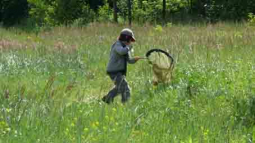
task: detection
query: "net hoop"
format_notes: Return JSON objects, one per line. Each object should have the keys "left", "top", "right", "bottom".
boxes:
{"left": 145, "top": 49, "right": 174, "bottom": 66}
{"left": 145, "top": 48, "right": 175, "bottom": 84}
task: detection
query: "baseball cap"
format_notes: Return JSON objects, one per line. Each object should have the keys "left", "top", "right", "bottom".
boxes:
{"left": 120, "top": 28, "right": 136, "bottom": 42}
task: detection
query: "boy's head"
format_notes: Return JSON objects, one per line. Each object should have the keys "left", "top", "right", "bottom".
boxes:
{"left": 119, "top": 28, "right": 136, "bottom": 43}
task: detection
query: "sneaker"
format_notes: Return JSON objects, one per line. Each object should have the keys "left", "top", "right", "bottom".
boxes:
{"left": 102, "top": 96, "right": 112, "bottom": 104}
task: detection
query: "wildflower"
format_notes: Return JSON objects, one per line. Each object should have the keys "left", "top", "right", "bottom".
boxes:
{"left": 91, "top": 121, "right": 99, "bottom": 129}
{"left": 6, "top": 108, "right": 12, "bottom": 113}
{"left": 154, "top": 25, "right": 163, "bottom": 33}
{"left": 82, "top": 135, "right": 85, "bottom": 139}
{"left": 6, "top": 128, "right": 11, "bottom": 132}
{"left": 65, "top": 128, "right": 69, "bottom": 135}
{"left": 112, "top": 108, "right": 117, "bottom": 112}
{"left": 84, "top": 128, "right": 89, "bottom": 132}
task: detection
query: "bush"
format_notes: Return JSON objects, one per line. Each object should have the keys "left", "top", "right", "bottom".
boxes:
{"left": 54, "top": 0, "right": 88, "bottom": 25}
{"left": 97, "top": 3, "right": 113, "bottom": 22}
{"left": 248, "top": 13, "right": 255, "bottom": 26}
{"left": 28, "top": 0, "right": 56, "bottom": 26}
{"left": 28, "top": 0, "right": 95, "bottom": 26}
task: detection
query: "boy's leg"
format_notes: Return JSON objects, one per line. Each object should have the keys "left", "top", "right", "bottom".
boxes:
{"left": 102, "top": 87, "right": 118, "bottom": 103}
{"left": 121, "top": 87, "right": 130, "bottom": 103}
{"left": 117, "top": 76, "right": 130, "bottom": 103}
{"left": 102, "top": 73, "right": 130, "bottom": 103}
{"left": 102, "top": 73, "right": 122, "bottom": 103}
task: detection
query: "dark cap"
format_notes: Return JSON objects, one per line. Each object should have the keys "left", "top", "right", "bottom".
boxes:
{"left": 120, "top": 28, "right": 136, "bottom": 42}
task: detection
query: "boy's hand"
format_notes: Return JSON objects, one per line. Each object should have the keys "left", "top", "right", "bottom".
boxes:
{"left": 134, "top": 56, "right": 142, "bottom": 61}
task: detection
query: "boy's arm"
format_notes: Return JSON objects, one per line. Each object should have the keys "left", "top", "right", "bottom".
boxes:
{"left": 127, "top": 51, "right": 141, "bottom": 64}
{"left": 115, "top": 44, "right": 141, "bottom": 63}
{"left": 127, "top": 52, "right": 136, "bottom": 64}
{"left": 115, "top": 43, "right": 129, "bottom": 55}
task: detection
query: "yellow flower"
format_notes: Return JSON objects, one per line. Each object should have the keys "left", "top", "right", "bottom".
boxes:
{"left": 204, "top": 129, "right": 209, "bottom": 136}
{"left": 91, "top": 121, "right": 99, "bottom": 129}
{"left": 65, "top": 128, "right": 69, "bottom": 135}
{"left": 6, "top": 128, "right": 11, "bottom": 132}
{"left": 112, "top": 108, "right": 117, "bottom": 112}
{"left": 6, "top": 108, "right": 12, "bottom": 113}
{"left": 84, "top": 128, "right": 89, "bottom": 132}
{"left": 95, "top": 121, "right": 99, "bottom": 126}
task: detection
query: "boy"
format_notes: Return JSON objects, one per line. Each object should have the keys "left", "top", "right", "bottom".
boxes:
{"left": 102, "top": 28, "right": 141, "bottom": 104}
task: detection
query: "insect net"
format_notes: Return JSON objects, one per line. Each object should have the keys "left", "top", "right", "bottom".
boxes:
{"left": 145, "top": 49, "right": 174, "bottom": 84}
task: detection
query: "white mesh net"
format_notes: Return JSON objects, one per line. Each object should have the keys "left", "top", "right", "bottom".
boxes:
{"left": 146, "top": 49, "right": 174, "bottom": 85}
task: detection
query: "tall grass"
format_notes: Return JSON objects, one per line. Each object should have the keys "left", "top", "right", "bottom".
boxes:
{"left": 0, "top": 23, "right": 255, "bottom": 143}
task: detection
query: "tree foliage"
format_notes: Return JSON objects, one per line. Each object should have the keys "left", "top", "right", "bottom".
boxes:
{"left": 1, "top": 0, "right": 255, "bottom": 26}
{"left": 28, "top": 0, "right": 96, "bottom": 26}
{"left": 0, "top": 0, "right": 28, "bottom": 26}
{"left": 200, "top": 0, "right": 255, "bottom": 22}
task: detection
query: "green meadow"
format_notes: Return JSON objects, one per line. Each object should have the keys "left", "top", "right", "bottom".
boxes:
{"left": 0, "top": 23, "right": 255, "bottom": 143}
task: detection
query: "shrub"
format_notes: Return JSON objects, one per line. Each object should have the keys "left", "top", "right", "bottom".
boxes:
{"left": 28, "top": 0, "right": 95, "bottom": 26}
{"left": 28, "top": 0, "right": 56, "bottom": 26}
{"left": 248, "top": 13, "right": 255, "bottom": 26}
{"left": 98, "top": 3, "right": 113, "bottom": 22}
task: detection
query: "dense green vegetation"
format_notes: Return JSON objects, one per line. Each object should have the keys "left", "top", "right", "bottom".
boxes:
{"left": 1, "top": 0, "right": 255, "bottom": 27}
{"left": 0, "top": 23, "right": 255, "bottom": 142}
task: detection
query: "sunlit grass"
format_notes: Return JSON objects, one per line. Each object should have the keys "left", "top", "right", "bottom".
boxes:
{"left": 0, "top": 22, "right": 255, "bottom": 142}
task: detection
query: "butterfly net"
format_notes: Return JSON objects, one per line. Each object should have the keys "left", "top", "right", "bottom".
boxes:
{"left": 145, "top": 49, "right": 174, "bottom": 84}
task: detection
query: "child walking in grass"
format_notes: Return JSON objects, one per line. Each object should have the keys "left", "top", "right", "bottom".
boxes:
{"left": 102, "top": 28, "right": 141, "bottom": 104}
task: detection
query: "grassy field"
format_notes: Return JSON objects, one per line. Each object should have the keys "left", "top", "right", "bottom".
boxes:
{"left": 0, "top": 23, "right": 255, "bottom": 143}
